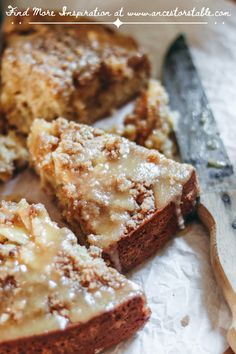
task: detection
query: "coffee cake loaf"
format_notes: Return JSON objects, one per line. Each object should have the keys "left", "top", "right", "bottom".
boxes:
{"left": 1, "top": 14, "right": 150, "bottom": 134}
{"left": 28, "top": 118, "right": 199, "bottom": 273}
{"left": 0, "top": 199, "right": 150, "bottom": 353}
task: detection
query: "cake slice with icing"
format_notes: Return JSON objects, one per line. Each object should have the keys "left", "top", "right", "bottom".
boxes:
{"left": 28, "top": 118, "right": 199, "bottom": 272}
{"left": 0, "top": 199, "right": 150, "bottom": 353}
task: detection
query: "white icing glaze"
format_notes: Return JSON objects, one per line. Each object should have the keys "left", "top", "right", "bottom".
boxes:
{"left": 106, "top": 245, "right": 122, "bottom": 273}
{"left": 174, "top": 195, "right": 185, "bottom": 229}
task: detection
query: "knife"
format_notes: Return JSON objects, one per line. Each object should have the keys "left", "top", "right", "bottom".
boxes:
{"left": 163, "top": 35, "right": 236, "bottom": 352}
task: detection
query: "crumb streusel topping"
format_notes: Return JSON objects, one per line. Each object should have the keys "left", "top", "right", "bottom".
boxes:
{"left": 28, "top": 118, "right": 194, "bottom": 250}
{"left": 0, "top": 199, "right": 140, "bottom": 341}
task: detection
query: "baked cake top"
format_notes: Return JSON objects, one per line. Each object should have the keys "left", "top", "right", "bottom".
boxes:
{"left": 0, "top": 199, "right": 141, "bottom": 341}
{"left": 28, "top": 118, "right": 196, "bottom": 250}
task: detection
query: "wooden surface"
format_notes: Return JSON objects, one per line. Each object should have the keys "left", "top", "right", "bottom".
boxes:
{"left": 224, "top": 348, "right": 234, "bottom": 354}
{"left": 198, "top": 189, "right": 236, "bottom": 353}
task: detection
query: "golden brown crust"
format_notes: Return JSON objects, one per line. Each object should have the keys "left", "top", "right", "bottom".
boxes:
{"left": 1, "top": 14, "right": 150, "bottom": 134}
{"left": 0, "top": 295, "right": 150, "bottom": 354}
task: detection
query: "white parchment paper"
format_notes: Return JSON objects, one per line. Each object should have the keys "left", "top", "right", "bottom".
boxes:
{"left": 2, "top": 0, "right": 236, "bottom": 353}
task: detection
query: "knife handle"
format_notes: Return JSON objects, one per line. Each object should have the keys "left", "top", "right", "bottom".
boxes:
{"left": 198, "top": 189, "right": 236, "bottom": 353}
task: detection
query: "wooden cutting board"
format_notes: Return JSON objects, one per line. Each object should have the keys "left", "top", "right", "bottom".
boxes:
{"left": 198, "top": 190, "right": 236, "bottom": 352}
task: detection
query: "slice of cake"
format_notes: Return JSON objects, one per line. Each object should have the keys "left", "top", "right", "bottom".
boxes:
{"left": 28, "top": 118, "right": 199, "bottom": 273}
{"left": 122, "top": 80, "right": 176, "bottom": 158}
{"left": 0, "top": 199, "right": 150, "bottom": 353}
{"left": 1, "top": 14, "right": 150, "bottom": 134}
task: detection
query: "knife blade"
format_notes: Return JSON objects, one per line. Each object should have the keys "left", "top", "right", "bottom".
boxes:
{"left": 163, "top": 35, "right": 236, "bottom": 352}
{"left": 163, "top": 35, "right": 234, "bottom": 189}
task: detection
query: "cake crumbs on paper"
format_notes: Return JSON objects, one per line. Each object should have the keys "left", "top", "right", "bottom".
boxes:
{"left": 181, "top": 315, "right": 190, "bottom": 327}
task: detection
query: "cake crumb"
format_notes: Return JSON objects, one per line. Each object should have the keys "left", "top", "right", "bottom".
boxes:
{"left": 181, "top": 315, "right": 190, "bottom": 327}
